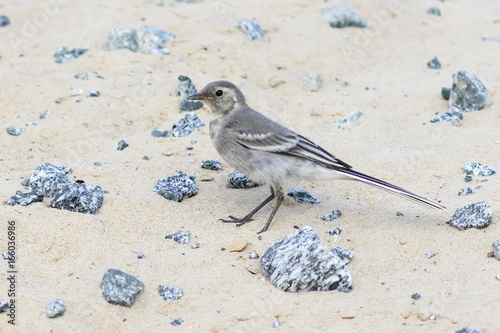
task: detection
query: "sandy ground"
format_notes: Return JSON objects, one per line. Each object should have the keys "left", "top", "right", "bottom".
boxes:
{"left": 0, "top": 0, "right": 499, "bottom": 332}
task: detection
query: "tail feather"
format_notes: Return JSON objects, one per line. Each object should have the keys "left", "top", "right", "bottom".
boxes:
{"left": 339, "top": 168, "right": 446, "bottom": 210}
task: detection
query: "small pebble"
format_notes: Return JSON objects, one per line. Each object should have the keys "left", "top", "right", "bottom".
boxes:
{"left": 287, "top": 189, "right": 320, "bottom": 204}
{"left": 427, "top": 7, "right": 441, "bottom": 16}
{"left": 426, "top": 249, "right": 438, "bottom": 258}
{"left": 70, "top": 87, "right": 84, "bottom": 96}
{"left": 137, "top": 253, "right": 145, "bottom": 259}
{"left": 142, "top": 155, "right": 150, "bottom": 160}
{"left": 454, "top": 329, "right": 485, "bottom": 333}
{"left": 152, "top": 129, "right": 169, "bottom": 137}
{"left": 117, "top": 140, "right": 129, "bottom": 151}
{"left": 430, "top": 107, "right": 463, "bottom": 123}
{"left": 39, "top": 110, "right": 51, "bottom": 119}
{"left": 53, "top": 46, "right": 88, "bottom": 64}
{"left": 464, "top": 175, "right": 472, "bottom": 183}
{"left": 0, "top": 300, "right": 9, "bottom": 313}
{"left": 236, "top": 20, "right": 264, "bottom": 40}
{"left": 296, "top": 74, "right": 323, "bottom": 92}
{"left": 427, "top": 56, "right": 442, "bottom": 69}
{"left": 449, "top": 71, "right": 488, "bottom": 112}
{"left": 458, "top": 187, "right": 473, "bottom": 196}
{"left": 0, "top": 15, "right": 10, "bottom": 27}
{"left": 191, "top": 242, "right": 200, "bottom": 249}
{"left": 322, "top": 210, "right": 342, "bottom": 221}
{"left": 45, "top": 299, "right": 66, "bottom": 318}
{"left": 154, "top": 172, "right": 199, "bottom": 202}
{"left": 74, "top": 72, "right": 88, "bottom": 80}
{"left": 492, "top": 240, "right": 500, "bottom": 261}
{"left": 327, "top": 228, "right": 342, "bottom": 236}
{"left": 88, "top": 90, "right": 100, "bottom": 97}
{"left": 248, "top": 252, "right": 259, "bottom": 259}
{"left": 165, "top": 231, "right": 191, "bottom": 244}
{"left": 227, "top": 171, "right": 261, "bottom": 189}
{"left": 108, "top": 25, "right": 176, "bottom": 54}
{"left": 323, "top": 4, "right": 367, "bottom": 28}
{"left": 6, "top": 125, "right": 24, "bottom": 136}
{"left": 447, "top": 201, "right": 492, "bottom": 230}
{"left": 178, "top": 75, "right": 203, "bottom": 111}
{"left": 171, "top": 112, "right": 205, "bottom": 137}
{"left": 158, "top": 284, "right": 183, "bottom": 301}
{"left": 441, "top": 87, "right": 451, "bottom": 100}
{"left": 411, "top": 293, "right": 421, "bottom": 300}
{"left": 428, "top": 314, "right": 437, "bottom": 321}
{"left": 330, "top": 111, "right": 363, "bottom": 130}
{"left": 496, "top": 275, "right": 500, "bottom": 281}
{"left": 93, "top": 161, "right": 101, "bottom": 166}
{"left": 396, "top": 211, "right": 404, "bottom": 216}
{"left": 201, "top": 159, "right": 223, "bottom": 170}
{"left": 272, "top": 320, "right": 281, "bottom": 328}
{"left": 463, "top": 162, "right": 496, "bottom": 177}
{"left": 101, "top": 269, "right": 144, "bottom": 307}
{"left": 171, "top": 318, "right": 184, "bottom": 326}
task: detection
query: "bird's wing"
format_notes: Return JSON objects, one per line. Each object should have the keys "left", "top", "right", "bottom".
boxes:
{"left": 233, "top": 124, "right": 352, "bottom": 170}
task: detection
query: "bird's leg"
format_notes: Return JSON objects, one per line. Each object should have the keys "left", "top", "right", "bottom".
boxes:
{"left": 256, "top": 186, "right": 284, "bottom": 234}
{"left": 220, "top": 186, "right": 275, "bottom": 226}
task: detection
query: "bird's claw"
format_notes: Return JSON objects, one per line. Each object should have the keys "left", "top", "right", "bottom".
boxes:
{"left": 219, "top": 215, "right": 253, "bottom": 227}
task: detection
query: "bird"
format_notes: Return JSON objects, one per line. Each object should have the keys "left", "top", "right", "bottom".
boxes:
{"left": 188, "top": 80, "right": 445, "bottom": 234}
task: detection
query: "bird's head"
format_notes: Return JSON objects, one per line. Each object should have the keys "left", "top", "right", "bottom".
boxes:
{"left": 187, "top": 80, "right": 246, "bottom": 115}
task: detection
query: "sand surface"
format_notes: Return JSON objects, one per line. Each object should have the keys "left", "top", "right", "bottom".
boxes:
{"left": 1, "top": 0, "right": 499, "bottom": 332}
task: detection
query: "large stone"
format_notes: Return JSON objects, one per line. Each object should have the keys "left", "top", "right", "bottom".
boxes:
{"left": 449, "top": 71, "right": 488, "bottom": 112}
{"left": 447, "top": 201, "right": 492, "bottom": 230}
{"left": 261, "top": 226, "right": 352, "bottom": 292}
{"left": 101, "top": 269, "right": 144, "bottom": 307}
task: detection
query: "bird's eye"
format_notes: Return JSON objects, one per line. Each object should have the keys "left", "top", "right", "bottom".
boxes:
{"left": 215, "top": 90, "right": 223, "bottom": 97}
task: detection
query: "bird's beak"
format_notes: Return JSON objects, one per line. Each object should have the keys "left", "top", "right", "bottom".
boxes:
{"left": 187, "top": 94, "right": 213, "bottom": 101}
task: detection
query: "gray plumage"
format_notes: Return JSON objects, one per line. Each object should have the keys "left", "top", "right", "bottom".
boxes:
{"left": 188, "top": 80, "right": 445, "bottom": 233}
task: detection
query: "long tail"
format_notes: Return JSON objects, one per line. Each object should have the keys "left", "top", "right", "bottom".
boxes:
{"left": 339, "top": 168, "right": 446, "bottom": 210}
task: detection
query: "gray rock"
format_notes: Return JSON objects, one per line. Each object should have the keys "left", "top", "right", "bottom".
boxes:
{"left": 178, "top": 75, "right": 203, "bottom": 111}
{"left": 458, "top": 187, "right": 473, "bottom": 196}
{"left": 137, "top": 253, "right": 145, "bottom": 259}
{"left": 492, "top": 239, "right": 500, "bottom": 261}
{"left": 50, "top": 183, "right": 103, "bottom": 215}
{"left": 261, "top": 226, "right": 352, "bottom": 292}
{"left": 430, "top": 107, "right": 463, "bottom": 123}
{"left": 323, "top": 4, "right": 367, "bottom": 28}
{"left": 236, "top": 20, "right": 264, "bottom": 40}
{"left": 296, "top": 74, "right": 323, "bottom": 92}
{"left": 151, "top": 129, "right": 169, "bottom": 137}
{"left": 101, "top": 269, "right": 144, "bottom": 307}
{"left": 463, "top": 162, "right": 496, "bottom": 177}
{"left": 454, "top": 329, "right": 485, "bottom": 333}
{"left": 441, "top": 87, "right": 451, "bottom": 100}
{"left": 6, "top": 125, "right": 23, "bottom": 136}
{"left": 227, "top": 171, "right": 262, "bottom": 189}
{"left": 272, "top": 320, "right": 281, "bottom": 328}
{"left": 39, "top": 110, "right": 51, "bottom": 119}
{"left": 154, "top": 171, "right": 199, "bottom": 201}
{"left": 327, "top": 228, "right": 342, "bottom": 236}
{"left": 0, "top": 300, "right": 8, "bottom": 313}
{"left": 171, "top": 318, "right": 184, "bottom": 326}
{"left": 117, "top": 140, "right": 129, "bottom": 151}
{"left": 190, "top": 242, "right": 200, "bottom": 249}
{"left": 8, "top": 163, "right": 72, "bottom": 206}
{"left": 322, "top": 210, "right": 342, "bottom": 221}
{"left": 427, "top": 56, "right": 442, "bottom": 69}
{"left": 165, "top": 231, "right": 191, "bottom": 244}
{"left": 449, "top": 71, "right": 488, "bottom": 112}
{"left": 53, "top": 46, "right": 88, "bottom": 64}
{"left": 158, "top": 284, "right": 183, "bottom": 301}
{"left": 427, "top": 7, "right": 441, "bottom": 16}
{"left": 329, "top": 111, "right": 363, "bottom": 130}
{"left": 74, "top": 72, "right": 88, "bottom": 80}
{"left": 425, "top": 249, "right": 438, "bottom": 258}
{"left": 287, "top": 189, "right": 320, "bottom": 204}
{"left": 411, "top": 293, "right": 421, "bottom": 300}
{"left": 447, "top": 201, "right": 492, "bottom": 230}
{"left": 0, "top": 15, "right": 10, "bottom": 27}
{"left": 45, "top": 299, "right": 66, "bottom": 318}
{"left": 171, "top": 112, "right": 205, "bottom": 137}
{"left": 248, "top": 251, "right": 259, "bottom": 259}
{"left": 108, "top": 25, "right": 176, "bottom": 54}
{"left": 88, "top": 90, "right": 100, "bottom": 97}
{"left": 201, "top": 159, "right": 223, "bottom": 170}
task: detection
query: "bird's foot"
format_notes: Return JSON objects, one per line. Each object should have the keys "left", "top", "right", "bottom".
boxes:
{"left": 219, "top": 215, "right": 253, "bottom": 227}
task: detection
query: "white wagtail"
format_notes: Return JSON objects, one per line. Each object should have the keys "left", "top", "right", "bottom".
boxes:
{"left": 188, "top": 81, "right": 445, "bottom": 234}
